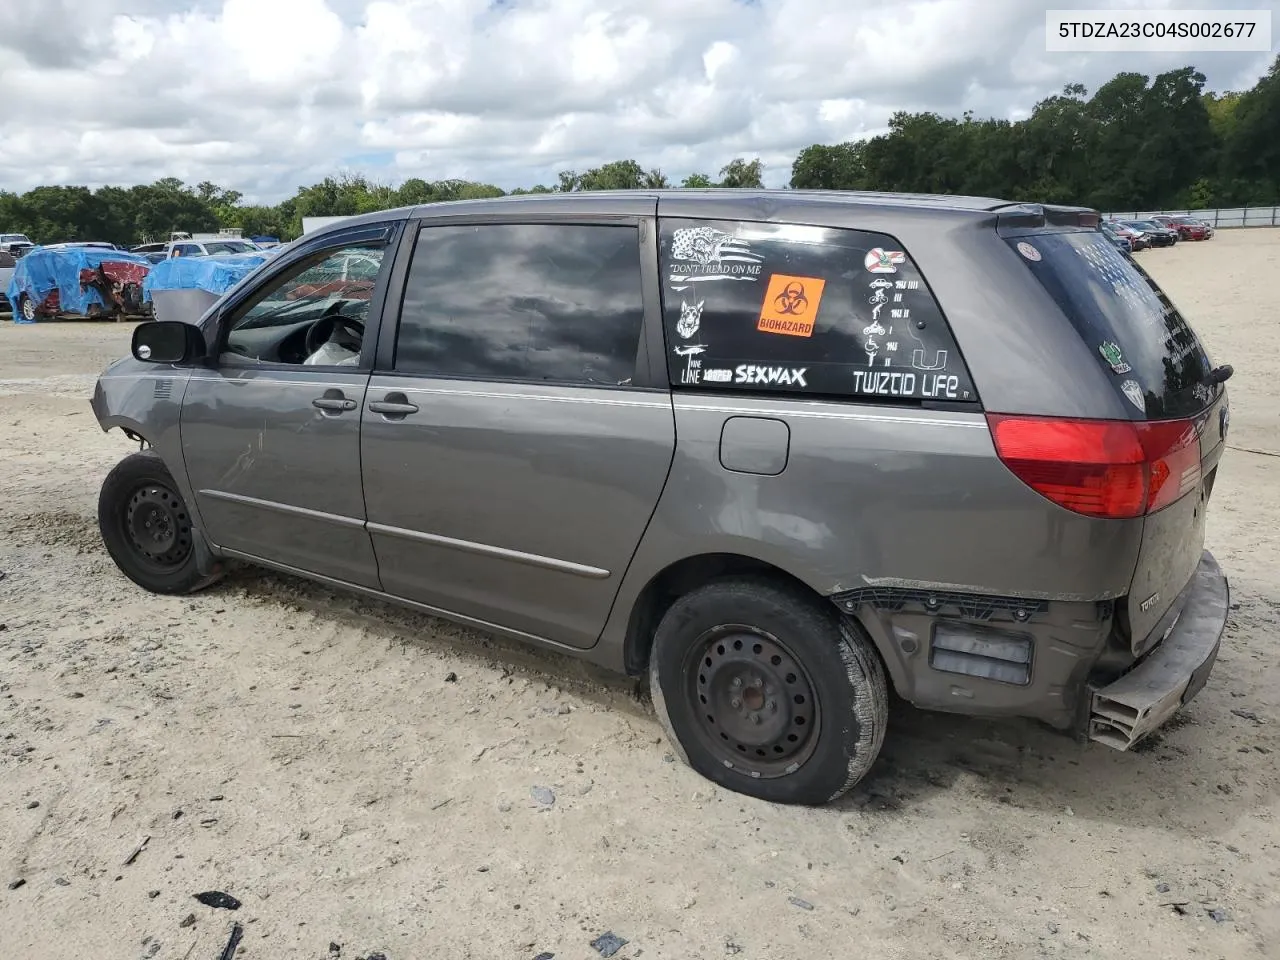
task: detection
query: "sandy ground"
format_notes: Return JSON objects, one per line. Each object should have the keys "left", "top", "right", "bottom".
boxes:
{"left": 1, "top": 230, "right": 1278, "bottom": 960}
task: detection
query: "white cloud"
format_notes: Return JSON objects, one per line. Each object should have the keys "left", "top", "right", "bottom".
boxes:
{"left": 0, "top": 0, "right": 1271, "bottom": 201}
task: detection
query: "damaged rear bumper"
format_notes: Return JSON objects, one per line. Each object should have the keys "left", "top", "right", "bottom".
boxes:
{"left": 1088, "top": 550, "right": 1228, "bottom": 750}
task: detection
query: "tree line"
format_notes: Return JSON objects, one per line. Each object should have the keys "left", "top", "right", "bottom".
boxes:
{"left": 1, "top": 59, "right": 1275, "bottom": 247}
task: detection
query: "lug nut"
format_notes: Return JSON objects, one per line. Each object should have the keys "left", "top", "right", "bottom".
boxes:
{"left": 730, "top": 698, "right": 741, "bottom": 709}
{"left": 731, "top": 677, "right": 743, "bottom": 689}
{"left": 752, "top": 714, "right": 762, "bottom": 725}
{"left": 768, "top": 700, "right": 777, "bottom": 713}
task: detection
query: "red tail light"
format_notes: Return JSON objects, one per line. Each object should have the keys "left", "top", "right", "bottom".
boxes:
{"left": 986, "top": 414, "right": 1201, "bottom": 519}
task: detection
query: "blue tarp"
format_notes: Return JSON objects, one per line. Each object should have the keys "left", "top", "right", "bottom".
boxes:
{"left": 7, "top": 246, "right": 152, "bottom": 323}
{"left": 142, "top": 252, "right": 271, "bottom": 301}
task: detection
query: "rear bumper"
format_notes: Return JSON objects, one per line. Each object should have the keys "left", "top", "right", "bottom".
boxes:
{"left": 1088, "top": 550, "right": 1228, "bottom": 750}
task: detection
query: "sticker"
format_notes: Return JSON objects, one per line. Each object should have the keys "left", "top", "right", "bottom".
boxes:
{"left": 864, "top": 248, "right": 906, "bottom": 273}
{"left": 850, "top": 370, "right": 959, "bottom": 399}
{"left": 1098, "top": 341, "right": 1131, "bottom": 374}
{"left": 868, "top": 278, "right": 894, "bottom": 290}
{"left": 864, "top": 337, "right": 880, "bottom": 366}
{"left": 1191, "top": 382, "right": 1212, "bottom": 405}
{"left": 673, "top": 343, "right": 707, "bottom": 385}
{"left": 669, "top": 227, "right": 764, "bottom": 289}
{"left": 862, "top": 320, "right": 886, "bottom": 338}
{"left": 757, "top": 274, "right": 826, "bottom": 338}
{"left": 702, "top": 368, "right": 733, "bottom": 383}
{"left": 894, "top": 280, "right": 920, "bottom": 291}
{"left": 1120, "top": 378, "right": 1145, "bottom": 411}
{"left": 676, "top": 298, "right": 704, "bottom": 340}
{"left": 868, "top": 286, "right": 889, "bottom": 320}
{"left": 1017, "top": 241, "right": 1041, "bottom": 262}
{"left": 865, "top": 248, "right": 907, "bottom": 274}
{"left": 911, "top": 348, "right": 948, "bottom": 371}
{"left": 733, "top": 364, "right": 808, "bottom": 387}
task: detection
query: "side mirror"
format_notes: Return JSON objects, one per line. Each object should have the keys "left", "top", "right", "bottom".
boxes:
{"left": 132, "top": 321, "right": 205, "bottom": 365}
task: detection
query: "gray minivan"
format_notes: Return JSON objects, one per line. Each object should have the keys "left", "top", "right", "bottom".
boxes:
{"left": 90, "top": 191, "right": 1231, "bottom": 805}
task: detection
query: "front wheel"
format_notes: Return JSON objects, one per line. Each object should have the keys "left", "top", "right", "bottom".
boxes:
{"left": 98, "top": 451, "right": 213, "bottom": 594}
{"left": 649, "top": 578, "right": 888, "bottom": 805}
{"left": 19, "top": 295, "right": 38, "bottom": 322}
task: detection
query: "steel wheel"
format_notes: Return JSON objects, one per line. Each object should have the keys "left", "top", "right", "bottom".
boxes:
{"left": 123, "top": 482, "right": 192, "bottom": 570}
{"left": 684, "top": 624, "right": 821, "bottom": 778}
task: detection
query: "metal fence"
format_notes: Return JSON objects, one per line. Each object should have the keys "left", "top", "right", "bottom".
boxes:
{"left": 1103, "top": 207, "right": 1280, "bottom": 229}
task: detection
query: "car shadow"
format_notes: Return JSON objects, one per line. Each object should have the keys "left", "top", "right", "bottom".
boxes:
{"left": 223, "top": 562, "right": 1276, "bottom": 828}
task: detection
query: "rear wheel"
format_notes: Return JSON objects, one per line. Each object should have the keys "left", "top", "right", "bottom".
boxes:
{"left": 649, "top": 578, "right": 888, "bottom": 805}
{"left": 98, "top": 451, "right": 213, "bottom": 594}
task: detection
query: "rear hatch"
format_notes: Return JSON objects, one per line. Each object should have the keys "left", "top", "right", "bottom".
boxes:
{"left": 1001, "top": 226, "right": 1227, "bottom": 654}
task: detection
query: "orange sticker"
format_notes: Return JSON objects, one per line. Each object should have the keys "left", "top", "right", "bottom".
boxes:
{"left": 757, "top": 274, "right": 826, "bottom": 337}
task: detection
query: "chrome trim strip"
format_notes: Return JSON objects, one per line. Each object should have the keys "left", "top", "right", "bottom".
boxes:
{"left": 675, "top": 398, "right": 987, "bottom": 429}
{"left": 368, "top": 383, "right": 669, "bottom": 409}
{"left": 188, "top": 377, "right": 365, "bottom": 390}
{"left": 198, "top": 489, "right": 365, "bottom": 529}
{"left": 216, "top": 548, "right": 583, "bottom": 652}
{"left": 366, "top": 522, "right": 610, "bottom": 579}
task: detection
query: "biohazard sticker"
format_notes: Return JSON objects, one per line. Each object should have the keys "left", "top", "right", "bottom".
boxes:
{"left": 1120, "top": 379, "right": 1146, "bottom": 411}
{"left": 864, "top": 248, "right": 906, "bottom": 274}
{"left": 1016, "top": 241, "right": 1041, "bottom": 262}
{"left": 757, "top": 274, "right": 827, "bottom": 337}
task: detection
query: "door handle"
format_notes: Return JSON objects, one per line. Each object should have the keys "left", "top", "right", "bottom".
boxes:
{"left": 368, "top": 392, "right": 420, "bottom": 419}
{"left": 312, "top": 389, "right": 357, "bottom": 413}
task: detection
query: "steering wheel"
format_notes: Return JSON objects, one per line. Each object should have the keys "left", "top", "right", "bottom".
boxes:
{"left": 304, "top": 314, "right": 365, "bottom": 357}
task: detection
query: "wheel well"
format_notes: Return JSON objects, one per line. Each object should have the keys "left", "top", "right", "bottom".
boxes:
{"left": 622, "top": 553, "right": 820, "bottom": 676}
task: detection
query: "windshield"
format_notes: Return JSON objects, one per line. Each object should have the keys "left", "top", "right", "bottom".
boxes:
{"left": 1008, "top": 230, "right": 1215, "bottom": 419}
{"left": 205, "top": 240, "right": 258, "bottom": 254}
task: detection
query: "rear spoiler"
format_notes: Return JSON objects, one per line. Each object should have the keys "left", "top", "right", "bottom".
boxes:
{"left": 991, "top": 202, "right": 1099, "bottom": 235}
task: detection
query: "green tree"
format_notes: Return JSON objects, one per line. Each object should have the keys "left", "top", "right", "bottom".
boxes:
{"left": 681, "top": 172, "right": 715, "bottom": 188}
{"left": 718, "top": 158, "right": 764, "bottom": 188}
{"left": 790, "top": 142, "right": 868, "bottom": 189}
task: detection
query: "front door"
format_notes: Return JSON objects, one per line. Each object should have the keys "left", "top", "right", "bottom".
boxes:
{"left": 180, "top": 225, "right": 400, "bottom": 588}
{"left": 360, "top": 214, "right": 675, "bottom": 648}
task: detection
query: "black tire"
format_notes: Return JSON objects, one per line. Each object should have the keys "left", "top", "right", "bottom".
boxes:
{"left": 649, "top": 578, "right": 888, "bottom": 806}
{"left": 98, "top": 451, "right": 213, "bottom": 595}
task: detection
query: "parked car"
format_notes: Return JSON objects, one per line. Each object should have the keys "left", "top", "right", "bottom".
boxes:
{"left": 1121, "top": 220, "right": 1178, "bottom": 247}
{"left": 0, "top": 250, "right": 16, "bottom": 312}
{"left": 0, "top": 233, "right": 35, "bottom": 258}
{"left": 1099, "top": 223, "right": 1132, "bottom": 253}
{"left": 1104, "top": 220, "right": 1150, "bottom": 250}
{"left": 1151, "top": 215, "right": 1210, "bottom": 241}
{"left": 131, "top": 242, "right": 171, "bottom": 264}
{"left": 91, "top": 191, "right": 1232, "bottom": 805}
{"left": 167, "top": 238, "right": 261, "bottom": 258}
{"left": 8, "top": 245, "right": 152, "bottom": 322}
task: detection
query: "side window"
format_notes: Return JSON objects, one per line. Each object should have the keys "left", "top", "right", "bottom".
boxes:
{"left": 394, "top": 223, "right": 645, "bottom": 386}
{"left": 222, "top": 242, "right": 387, "bottom": 367}
{"left": 658, "top": 219, "right": 976, "bottom": 403}
{"left": 172, "top": 244, "right": 199, "bottom": 258}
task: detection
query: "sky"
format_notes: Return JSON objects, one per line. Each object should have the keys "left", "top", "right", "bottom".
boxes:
{"left": 0, "top": 0, "right": 1275, "bottom": 202}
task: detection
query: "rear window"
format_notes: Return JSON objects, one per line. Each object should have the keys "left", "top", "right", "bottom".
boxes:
{"left": 658, "top": 219, "right": 976, "bottom": 403}
{"left": 1009, "top": 231, "right": 1214, "bottom": 418}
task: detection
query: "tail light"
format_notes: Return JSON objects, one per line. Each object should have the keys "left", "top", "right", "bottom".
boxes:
{"left": 986, "top": 414, "right": 1201, "bottom": 519}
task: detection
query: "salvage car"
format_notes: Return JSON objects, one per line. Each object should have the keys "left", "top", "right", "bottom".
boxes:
{"left": 8, "top": 245, "right": 151, "bottom": 322}
{"left": 1151, "top": 215, "right": 1210, "bottom": 241}
{"left": 1121, "top": 219, "right": 1178, "bottom": 247}
{"left": 89, "top": 191, "right": 1233, "bottom": 805}
{"left": 1099, "top": 222, "right": 1132, "bottom": 253}
{"left": 0, "top": 232, "right": 35, "bottom": 257}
